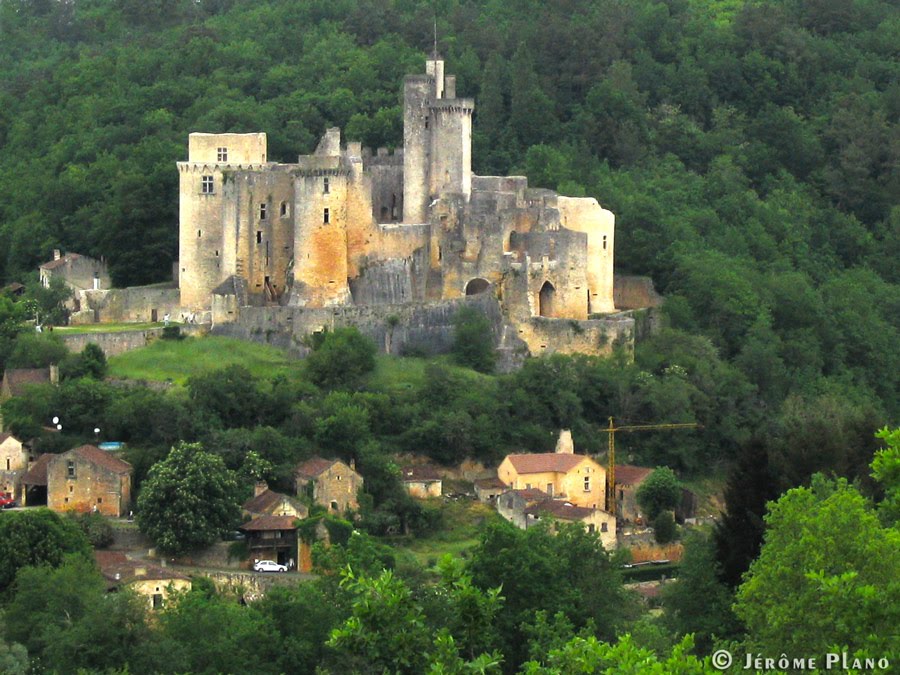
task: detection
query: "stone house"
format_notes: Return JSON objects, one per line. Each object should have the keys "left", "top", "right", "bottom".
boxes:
{"left": 39, "top": 250, "right": 110, "bottom": 292}
{"left": 0, "top": 433, "right": 32, "bottom": 501}
{"left": 474, "top": 476, "right": 505, "bottom": 503}
{"left": 47, "top": 445, "right": 132, "bottom": 517}
{"left": 239, "top": 515, "right": 299, "bottom": 569}
{"left": 294, "top": 457, "right": 362, "bottom": 514}
{"left": 95, "top": 551, "right": 191, "bottom": 610}
{"left": 615, "top": 465, "right": 653, "bottom": 524}
{"left": 242, "top": 481, "right": 308, "bottom": 520}
{"left": 496, "top": 488, "right": 549, "bottom": 529}
{"left": 497, "top": 437, "right": 607, "bottom": 510}
{"left": 524, "top": 500, "right": 616, "bottom": 550}
{"left": 400, "top": 465, "right": 442, "bottom": 498}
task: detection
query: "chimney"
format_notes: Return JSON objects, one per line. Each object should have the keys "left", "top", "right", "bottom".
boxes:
{"left": 349, "top": 458, "right": 356, "bottom": 471}
{"left": 254, "top": 480, "right": 268, "bottom": 497}
{"left": 134, "top": 567, "right": 147, "bottom": 577}
{"left": 53, "top": 249, "right": 61, "bottom": 261}
{"left": 49, "top": 364, "right": 59, "bottom": 385}
{"left": 555, "top": 429, "right": 574, "bottom": 454}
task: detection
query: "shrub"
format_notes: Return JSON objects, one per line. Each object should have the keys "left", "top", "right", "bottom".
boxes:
{"left": 652, "top": 511, "right": 677, "bottom": 544}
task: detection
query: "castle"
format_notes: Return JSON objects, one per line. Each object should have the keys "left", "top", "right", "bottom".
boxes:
{"left": 175, "top": 56, "right": 628, "bottom": 358}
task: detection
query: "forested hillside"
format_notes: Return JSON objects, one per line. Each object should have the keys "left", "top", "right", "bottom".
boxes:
{"left": 0, "top": 0, "right": 897, "bottom": 425}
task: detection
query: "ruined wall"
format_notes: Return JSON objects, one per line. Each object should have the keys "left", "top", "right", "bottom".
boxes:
{"left": 613, "top": 275, "right": 664, "bottom": 310}
{"left": 515, "top": 313, "right": 634, "bottom": 358}
{"left": 60, "top": 324, "right": 207, "bottom": 357}
{"left": 212, "top": 293, "right": 503, "bottom": 358}
{"left": 364, "top": 149, "right": 404, "bottom": 223}
{"left": 73, "top": 286, "right": 182, "bottom": 324}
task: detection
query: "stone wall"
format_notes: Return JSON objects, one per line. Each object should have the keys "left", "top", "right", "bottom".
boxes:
{"left": 213, "top": 293, "right": 504, "bottom": 358}
{"left": 47, "top": 453, "right": 130, "bottom": 517}
{"left": 73, "top": 285, "right": 183, "bottom": 324}
{"left": 514, "top": 313, "right": 635, "bottom": 358}
{"left": 60, "top": 324, "right": 207, "bottom": 357}
{"left": 613, "top": 275, "right": 664, "bottom": 310}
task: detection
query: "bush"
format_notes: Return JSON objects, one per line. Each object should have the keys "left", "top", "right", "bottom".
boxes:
{"left": 305, "top": 328, "right": 377, "bottom": 390}
{"left": 72, "top": 512, "right": 114, "bottom": 548}
{"left": 451, "top": 307, "right": 495, "bottom": 373}
{"left": 637, "top": 468, "right": 681, "bottom": 521}
{"left": 652, "top": 511, "right": 677, "bottom": 544}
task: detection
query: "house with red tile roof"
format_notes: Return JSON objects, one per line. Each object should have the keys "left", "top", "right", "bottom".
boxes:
{"left": 95, "top": 551, "right": 191, "bottom": 610}
{"left": 400, "top": 464, "right": 442, "bottom": 498}
{"left": 47, "top": 445, "right": 132, "bottom": 516}
{"left": 294, "top": 457, "right": 362, "bottom": 514}
{"left": 243, "top": 481, "right": 308, "bottom": 519}
{"left": 20, "top": 453, "right": 52, "bottom": 506}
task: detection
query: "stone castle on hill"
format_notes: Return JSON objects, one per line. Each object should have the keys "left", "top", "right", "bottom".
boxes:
{"left": 54, "top": 56, "right": 648, "bottom": 361}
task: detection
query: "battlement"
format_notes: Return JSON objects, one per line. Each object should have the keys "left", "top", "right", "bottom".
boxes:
{"left": 363, "top": 147, "right": 404, "bottom": 167}
{"left": 430, "top": 99, "right": 474, "bottom": 113}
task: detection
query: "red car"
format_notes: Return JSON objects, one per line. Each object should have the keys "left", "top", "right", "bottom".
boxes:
{"left": 0, "top": 492, "right": 16, "bottom": 509}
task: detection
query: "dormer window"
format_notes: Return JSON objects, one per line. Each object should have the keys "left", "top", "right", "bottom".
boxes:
{"left": 201, "top": 176, "right": 214, "bottom": 194}
{"left": 217, "top": 147, "right": 228, "bottom": 162}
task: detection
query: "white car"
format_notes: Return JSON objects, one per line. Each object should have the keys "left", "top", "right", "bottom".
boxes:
{"left": 253, "top": 560, "right": 287, "bottom": 573}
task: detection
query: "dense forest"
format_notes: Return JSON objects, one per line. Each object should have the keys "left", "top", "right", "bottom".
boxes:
{"left": 0, "top": 0, "right": 898, "bottom": 672}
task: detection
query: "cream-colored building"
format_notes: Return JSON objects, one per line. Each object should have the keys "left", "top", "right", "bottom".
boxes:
{"left": 400, "top": 465, "right": 442, "bottom": 499}
{"left": 497, "top": 432, "right": 607, "bottom": 511}
{"left": 0, "top": 433, "right": 30, "bottom": 498}
{"left": 96, "top": 551, "right": 191, "bottom": 610}
{"left": 524, "top": 500, "right": 617, "bottom": 550}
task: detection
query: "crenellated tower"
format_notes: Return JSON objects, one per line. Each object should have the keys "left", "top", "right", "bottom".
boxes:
{"left": 402, "top": 56, "right": 473, "bottom": 223}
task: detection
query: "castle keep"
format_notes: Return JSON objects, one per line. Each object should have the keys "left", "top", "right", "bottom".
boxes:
{"left": 177, "top": 56, "right": 625, "bottom": 357}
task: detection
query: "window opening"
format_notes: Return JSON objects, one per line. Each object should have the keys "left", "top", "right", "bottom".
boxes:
{"left": 201, "top": 176, "right": 214, "bottom": 194}
{"left": 216, "top": 147, "right": 228, "bottom": 162}
{"left": 323, "top": 208, "right": 330, "bottom": 224}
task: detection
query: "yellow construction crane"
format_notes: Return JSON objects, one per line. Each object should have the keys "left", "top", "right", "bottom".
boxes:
{"left": 605, "top": 416, "right": 700, "bottom": 516}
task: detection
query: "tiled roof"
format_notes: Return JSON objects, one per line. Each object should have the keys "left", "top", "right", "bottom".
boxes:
{"left": 616, "top": 465, "right": 653, "bottom": 486}
{"left": 242, "top": 489, "right": 305, "bottom": 516}
{"left": 508, "top": 487, "right": 550, "bottom": 502}
{"left": 3, "top": 368, "right": 51, "bottom": 396}
{"left": 400, "top": 465, "right": 441, "bottom": 482}
{"left": 525, "top": 500, "right": 595, "bottom": 521}
{"left": 239, "top": 515, "right": 299, "bottom": 531}
{"left": 505, "top": 452, "right": 585, "bottom": 474}
{"left": 40, "top": 253, "right": 81, "bottom": 271}
{"left": 294, "top": 456, "right": 338, "bottom": 479}
{"left": 67, "top": 445, "right": 132, "bottom": 474}
{"left": 21, "top": 454, "right": 52, "bottom": 485}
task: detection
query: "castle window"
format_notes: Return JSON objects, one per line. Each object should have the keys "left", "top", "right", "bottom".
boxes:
{"left": 280, "top": 202, "right": 288, "bottom": 217}
{"left": 217, "top": 147, "right": 228, "bottom": 162}
{"left": 201, "top": 175, "right": 214, "bottom": 194}
{"left": 259, "top": 203, "right": 267, "bottom": 220}
{"left": 67, "top": 461, "right": 76, "bottom": 479}
{"left": 256, "top": 231, "right": 262, "bottom": 244}
{"left": 602, "top": 235, "right": 608, "bottom": 250}
{"left": 323, "top": 208, "right": 330, "bottom": 224}
{"left": 323, "top": 177, "right": 330, "bottom": 194}
{"left": 198, "top": 230, "right": 201, "bottom": 238}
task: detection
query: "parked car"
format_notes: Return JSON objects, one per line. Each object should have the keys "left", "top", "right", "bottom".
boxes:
{"left": 0, "top": 493, "right": 15, "bottom": 509}
{"left": 253, "top": 560, "right": 287, "bottom": 573}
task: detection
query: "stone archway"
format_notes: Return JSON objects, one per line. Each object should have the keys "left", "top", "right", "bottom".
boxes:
{"left": 539, "top": 281, "right": 556, "bottom": 317}
{"left": 465, "top": 278, "right": 490, "bottom": 295}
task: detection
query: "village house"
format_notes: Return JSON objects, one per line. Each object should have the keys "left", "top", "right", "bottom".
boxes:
{"left": 497, "top": 430, "right": 607, "bottom": 510}
{"left": 243, "top": 481, "right": 308, "bottom": 520}
{"left": 474, "top": 476, "right": 505, "bottom": 503}
{"left": 400, "top": 464, "right": 442, "bottom": 498}
{"left": 47, "top": 445, "right": 132, "bottom": 517}
{"left": 95, "top": 551, "right": 191, "bottom": 610}
{"left": 0, "top": 433, "right": 30, "bottom": 498}
{"left": 294, "top": 457, "right": 362, "bottom": 514}
{"left": 239, "top": 515, "right": 300, "bottom": 570}
{"left": 524, "top": 500, "right": 617, "bottom": 550}
{"left": 496, "top": 488, "right": 549, "bottom": 529}
{"left": 39, "top": 250, "right": 110, "bottom": 292}
{"left": 615, "top": 465, "right": 653, "bottom": 524}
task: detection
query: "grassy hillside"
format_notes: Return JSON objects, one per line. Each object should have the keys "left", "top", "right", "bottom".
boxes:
{"left": 107, "top": 335, "right": 298, "bottom": 384}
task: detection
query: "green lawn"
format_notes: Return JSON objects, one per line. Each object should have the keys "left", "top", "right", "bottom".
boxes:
{"left": 55, "top": 322, "right": 168, "bottom": 334}
{"left": 108, "top": 336, "right": 299, "bottom": 384}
